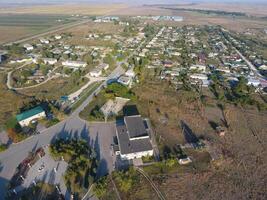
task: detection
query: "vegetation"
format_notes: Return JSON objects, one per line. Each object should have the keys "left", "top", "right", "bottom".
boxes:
{"left": 50, "top": 139, "right": 98, "bottom": 197}
{"left": 113, "top": 167, "right": 140, "bottom": 193}
{"left": 19, "top": 182, "right": 59, "bottom": 200}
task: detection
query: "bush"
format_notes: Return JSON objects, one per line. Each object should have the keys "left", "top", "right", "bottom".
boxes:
{"left": 0, "top": 144, "right": 7, "bottom": 152}
{"left": 94, "top": 177, "right": 108, "bottom": 198}
{"left": 113, "top": 167, "right": 139, "bottom": 193}
{"left": 7, "top": 128, "right": 27, "bottom": 143}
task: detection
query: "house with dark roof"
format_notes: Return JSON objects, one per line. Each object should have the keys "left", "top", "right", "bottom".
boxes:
{"left": 115, "top": 115, "right": 153, "bottom": 160}
{"left": 16, "top": 106, "right": 46, "bottom": 127}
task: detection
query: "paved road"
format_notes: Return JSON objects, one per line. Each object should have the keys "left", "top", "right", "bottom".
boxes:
{"left": 0, "top": 24, "right": 152, "bottom": 199}
{"left": 0, "top": 65, "right": 124, "bottom": 199}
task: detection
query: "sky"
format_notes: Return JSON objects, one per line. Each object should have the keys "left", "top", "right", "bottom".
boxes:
{"left": 0, "top": 0, "right": 266, "bottom": 6}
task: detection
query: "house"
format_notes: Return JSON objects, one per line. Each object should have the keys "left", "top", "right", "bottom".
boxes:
{"left": 39, "top": 38, "right": 49, "bottom": 44}
{"left": 247, "top": 78, "right": 261, "bottom": 87}
{"left": 43, "top": 58, "right": 57, "bottom": 65}
{"left": 89, "top": 68, "right": 102, "bottom": 77}
{"left": 55, "top": 35, "right": 62, "bottom": 40}
{"left": 16, "top": 106, "right": 46, "bottom": 127}
{"left": 23, "top": 44, "right": 34, "bottom": 51}
{"left": 62, "top": 60, "right": 87, "bottom": 69}
{"left": 189, "top": 64, "right": 206, "bottom": 72}
{"left": 0, "top": 50, "right": 7, "bottom": 63}
{"left": 115, "top": 115, "right": 154, "bottom": 160}
{"left": 118, "top": 75, "right": 132, "bottom": 86}
{"left": 99, "top": 63, "right": 109, "bottom": 70}
{"left": 125, "top": 68, "right": 135, "bottom": 78}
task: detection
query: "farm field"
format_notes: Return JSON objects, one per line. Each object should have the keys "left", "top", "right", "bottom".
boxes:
{"left": 0, "top": 14, "right": 78, "bottom": 44}
{"left": 0, "top": 4, "right": 128, "bottom": 15}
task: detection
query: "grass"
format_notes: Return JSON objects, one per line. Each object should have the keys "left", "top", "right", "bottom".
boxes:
{"left": 0, "top": 14, "right": 78, "bottom": 44}
{"left": 21, "top": 76, "right": 89, "bottom": 100}
{"left": 70, "top": 81, "right": 103, "bottom": 112}
{"left": 79, "top": 90, "right": 107, "bottom": 121}
{"left": 0, "top": 4, "right": 128, "bottom": 15}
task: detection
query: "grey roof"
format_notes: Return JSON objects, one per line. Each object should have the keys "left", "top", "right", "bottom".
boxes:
{"left": 124, "top": 115, "right": 148, "bottom": 138}
{"left": 116, "top": 124, "right": 153, "bottom": 155}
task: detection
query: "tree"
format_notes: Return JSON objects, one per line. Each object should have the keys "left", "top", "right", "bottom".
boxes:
{"left": 83, "top": 54, "right": 93, "bottom": 65}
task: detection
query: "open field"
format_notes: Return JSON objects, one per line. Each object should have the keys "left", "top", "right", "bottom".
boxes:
{"left": 0, "top": 14, "right": 78, "bottom": 44}
{"left": 0, "top": 4, "right": 128, "bottom": 15}
{"left": 0, "top": 73, "right": 31, "bottom": 127}
{"left": 151, "top": 2, "right": 267, "bottom": 17}
{"left": 107, "top": 5, "right": 267, "bottom": 34}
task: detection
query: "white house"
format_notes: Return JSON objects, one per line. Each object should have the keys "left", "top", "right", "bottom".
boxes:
{"left": 62, "top": 60, "right": 87, "bottom": 69}
{"left": 23, "top": 44, "right": 34, "bottom": 51}
{"left": 43, "top": 58, "right": 57, "bottom": 65}
{"left": 118, "top": 75, "right": 132, "bottom": 86}
{"left": 40, "top": 38, "right": 49, "bottom": 44}
{"left": 16, "top": 106, "right": 46, "bottom": 127}
{"left": 89, "top": 68, "right": 102, "bottom": 77}
{"left": 99, "top": 63, "right": 109, "bottom": 70}
{"left": 55, "top": 35, "right": 62, "bottom": 40}
{"left": 115, "top": 115, "right": 154, "bottom": 160}
{"left": 189, "top": 64, "right": 206, "bottom": 72}
{"left": 190, "top": 73, "right": 208, "bottom": 81}
{"left": 247, "top": 78, "right": 261, "bottom": 87}
{"left": 125, "top": 68, "right": 135, "bottom": 77}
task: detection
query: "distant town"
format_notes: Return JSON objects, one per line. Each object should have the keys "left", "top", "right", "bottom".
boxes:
{"left": 0, "top": 2, "right": 266, "bottom": 200}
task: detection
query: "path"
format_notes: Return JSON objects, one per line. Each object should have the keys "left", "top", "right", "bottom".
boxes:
{"left": 136, "top": 167, "right": 165, "bottom": 200}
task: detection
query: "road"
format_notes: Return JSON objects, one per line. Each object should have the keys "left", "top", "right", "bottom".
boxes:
{"left": 3, "top": 19, "right": 92, "bottom": 46}
{"left": 0, "top": 24, "right": 151, "bottom": 199}
{"left": 0, "top": 64, "right": 124, "bottom": 199}
{"left": 235, "top": 48, "right": 264, "bottom": 79}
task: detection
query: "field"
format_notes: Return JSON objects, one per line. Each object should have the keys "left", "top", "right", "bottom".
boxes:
{"left": 0, "top": 4, "right": 128, "bottom": 15}
{"left": 0, "top": 14, "right": 78, "bottom": 44}
{"left": 0, "top": 73, "right": 30, "bottom": 128}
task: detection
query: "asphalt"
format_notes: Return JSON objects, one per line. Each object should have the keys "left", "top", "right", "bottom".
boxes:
{"left": 0, "top": 65, "right": 124, "bottom": 199}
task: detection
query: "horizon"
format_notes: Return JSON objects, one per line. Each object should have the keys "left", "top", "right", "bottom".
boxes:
{"left": 1, "top": 0, "right": 267, "bottom": 6}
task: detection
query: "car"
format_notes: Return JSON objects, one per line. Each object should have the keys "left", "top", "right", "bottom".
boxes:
{"left": 38, "top": 164, "right": 45, "bottom": 172}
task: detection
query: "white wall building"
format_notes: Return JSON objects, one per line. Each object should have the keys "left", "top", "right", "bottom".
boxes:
{"left": 115, "top": 115, "right": 154, "bottom": 160}
{"left": 43, "top": 58, "right": 57, "bottom": 65}
{"left": 62, "top": 60, "right": 87, "bottom": 69}
{"left": 89, "top": 68, "right": 102, "bottom": 77}
{"left": 16, "top": 106, "right": 46, "bottom": 127}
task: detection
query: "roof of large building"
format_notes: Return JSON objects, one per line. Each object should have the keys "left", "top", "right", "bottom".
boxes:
{"left": 124, "top": 115, "right": 148, "bottom": 138}
{"left": 116, "top": 124, "right": 152, "bottom": 155}
{"left": 16, "top": 106, "right": 45, "bottom": 122}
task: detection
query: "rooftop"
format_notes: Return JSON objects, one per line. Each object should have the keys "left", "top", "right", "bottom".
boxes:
{"left": 116, "top": 124, "right": 152, "bottom": 155}
{"left": 124, "top": 115, "right": 148, "bottom": 139}
{"left": 16, "top": 106, "right": 45, "bottom": 122}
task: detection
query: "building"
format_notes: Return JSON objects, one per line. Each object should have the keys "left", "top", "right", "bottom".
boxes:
{"left": 43, "top": 58, "right": 57, "bottom": 65}
{"left": 125, "top": 68, "right": 135, "bottom": 78}
{"left": 55, "top": 35, "right": 62, "bottom": 40}
{"left": 39, "top": 38, "right": 49, "bottom": 44}
{"left": 117, "top": 76, "right": 132, "bottom": 86}
{"left": 115, "top": 115, "right": 154, "bottom": 160}
{"left": 99, "top": 63, "right": 109, "bottom": 70}
{"left": 0, "top": 50, "right": 7, "bottom": 63}
{"left": 62, "top": 60, "right": 87, "bottom": 69}
{"left": 89, "top": 68, "right": 102, "bottom": 77}
{"left": 189, "top": 64, "right": 206, "bottom": 72}
{"left": 16, "top": 106, "right": 46, "bottom": 127}
{"left": 23, "top": 44, "right": 34, "bottom": 51}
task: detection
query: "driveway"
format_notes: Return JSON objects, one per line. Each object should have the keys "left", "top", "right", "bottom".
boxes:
{"left": 87, "top": 122, "right": 116, "bottom": 177}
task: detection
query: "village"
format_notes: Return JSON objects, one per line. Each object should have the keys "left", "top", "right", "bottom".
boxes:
{"left": 0, "top": 14, "right": 267, "bottom": 200}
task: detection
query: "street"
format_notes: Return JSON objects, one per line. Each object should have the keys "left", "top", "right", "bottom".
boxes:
{"left": 0, "top": 65, "right": 124, "bottom": 199}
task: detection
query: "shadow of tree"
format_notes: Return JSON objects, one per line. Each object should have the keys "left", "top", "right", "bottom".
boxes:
{"left": 180, "top": 120, "right": 199, "bottom": 143}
